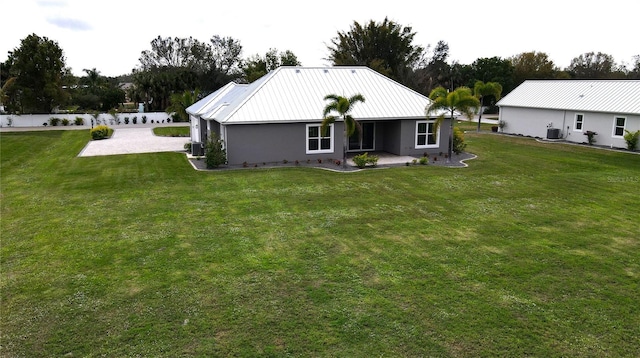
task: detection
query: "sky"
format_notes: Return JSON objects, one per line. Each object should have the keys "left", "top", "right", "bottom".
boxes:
{"left": 1, "top": 0, "right": 638, "bottom": 78}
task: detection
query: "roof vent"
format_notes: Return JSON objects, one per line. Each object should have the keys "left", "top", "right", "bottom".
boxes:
{"left": 323, "top": 69, "right": 329, "bottom": 73}
{"left": 295, "top": 69, "right": 301, "bottom": 73}
{"left": 351, "top": 69, "right": 356, "bottom": 74}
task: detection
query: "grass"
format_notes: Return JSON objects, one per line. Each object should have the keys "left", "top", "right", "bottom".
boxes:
{"left": 153, "top": 126, "right": 190, "bottom": 137}
{"left": 1, "top": 129, "right": 639, "bottom": 357}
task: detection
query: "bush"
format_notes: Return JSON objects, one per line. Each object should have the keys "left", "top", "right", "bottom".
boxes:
{"left": 61, "top": 118, "right": 70, "bottom": 126}
{"left": 623, "top": 130, "right": 640, "bottom": 151}
{"left": 132, "top": 116, "right": 138, "bottom": 124}
{"left": 584, "top": 130, "right": 597, "bottom": 145}
{"left": 453, "top": 127, "right": 467, "bottom": 154}
{"left": 205, "top": 133, "right": 227, "bottom": 169}
{"left": 49, "top": 117, "right": 61, "bottom": 126}
{"left": 419, "top": 156, "right": 428, "bottom": 165}
{"left": 352, "top": 152, "right": 379, "bottom": 168}
{"left": 124, "top": 117, "right": 130, "bottom": 124}
{"left": 142, "top": 116, "right": 147, "bottom": 124}
{"left": 90, "top": 125, "right": 113, "bottom": 140}
{"left": 74, "top": 117, "right": 84, "bottom": 125}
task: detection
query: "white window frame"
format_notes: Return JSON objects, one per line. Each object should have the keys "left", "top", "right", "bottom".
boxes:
{"left": 574, "top": 113, "right": 584, "bottom": 131}
{"left": 415, "top": 120, "right": 439, "bottom": 148}
{"left": 612, "top": 116, "right": 626, "bottom": 137}
{"left": 306, "top": 123, "right": 334, "bottom": 154}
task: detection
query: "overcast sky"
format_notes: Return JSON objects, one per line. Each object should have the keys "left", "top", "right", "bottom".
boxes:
{"left": 2, "top": 0, "right": 638, "bottom": 77}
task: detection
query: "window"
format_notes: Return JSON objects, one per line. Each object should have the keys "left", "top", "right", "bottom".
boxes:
{"left": 574, "top": 114, "right": 584, "bottom": 131}
{"left": 613, "top": 116, "right": 626, "bottom": 137}
{"left": 306, "top": 124, "right": 333, "bottom": 153}
{"left": 415, "top": 120, "right": 439, "bottom": 148}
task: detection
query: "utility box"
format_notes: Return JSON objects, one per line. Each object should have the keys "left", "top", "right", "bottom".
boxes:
{"left": 191, "top": 142, "right": 204, "bottom": 156}
{"left": 547, "top": 128, "right": 561, "bottom": 139}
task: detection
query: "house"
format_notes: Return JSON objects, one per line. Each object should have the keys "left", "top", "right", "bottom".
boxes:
{"left": 187, "top": 66, "right": 451, "bottom": 165}
{"left": 497, "top": 80, "right": 640, "bottom": 148}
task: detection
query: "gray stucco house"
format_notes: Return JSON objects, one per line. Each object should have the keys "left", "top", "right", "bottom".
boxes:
{"left": 187, "top": 66, "right": 451, "bottom": 165}
{"left": 497, "top": 80, "right": 640, "bottom": 148}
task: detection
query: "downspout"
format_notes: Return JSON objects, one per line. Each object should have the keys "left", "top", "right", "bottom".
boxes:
{"left": 561, "top": 110, "right": 568, "bottom": 139}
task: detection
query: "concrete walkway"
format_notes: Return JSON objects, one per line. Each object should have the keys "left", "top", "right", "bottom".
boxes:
{"left": 78, "top": 127, "right": 190, "bottom": 157}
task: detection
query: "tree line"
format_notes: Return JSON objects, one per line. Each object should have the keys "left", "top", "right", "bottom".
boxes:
{"left": 1, "top": 18, "right": 638, "bottom": 115}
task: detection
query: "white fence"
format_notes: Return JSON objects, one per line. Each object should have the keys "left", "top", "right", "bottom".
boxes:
{"left": 0, "top": 112, "right": 175, "bottom": 128}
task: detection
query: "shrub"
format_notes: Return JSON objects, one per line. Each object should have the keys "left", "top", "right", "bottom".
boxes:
{"left": 74, "top": 117, "right": 84, "bottom": 125}
{"left": 623, "top": 130, "right": 640, "bottom": 151}
{"left": 132, "top": 116, "right": 138, "bottom": 124}
{"left": 204, "top": 133, "right": 227, "bottom": 169}
{"left": 61, "top": 118, "right": 70, "bottom": 126}
{"left": 184, "top": 142, "right": 192, "bottom": 153}
{"left": 419, "top": 156, "right": 428, "bottom": 165}
{"left": 90, "top": 125, "right": 113, "bottom": 140}
{"left": 453, "top": 127, "right": 467, "bottom": 154}
{"left": 584, "top": 130, "right": 597, "bottom": 145}
{"left": 124, "top": 117, "right": 130, "bottom": 124}
{"left": 142, "top": 116, "right": 147, "bottom": 124}
{"left": 352, "top": 152, "right": 379, "bottom": 168}
{"left": 49, "top": 117, "right": 61, "bottom": 126}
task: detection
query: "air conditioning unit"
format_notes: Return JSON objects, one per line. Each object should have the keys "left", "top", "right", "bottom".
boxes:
{"left": 547, "top": 128, "right": 561, "bottom": 139}
{"left": 191, "top": 142, "right": 204, "bottom": 156}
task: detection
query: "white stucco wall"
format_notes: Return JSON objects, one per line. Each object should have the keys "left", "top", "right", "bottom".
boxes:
{"left": 500, "top": 106, "right": 640, "bottom": 149}
{"left": 0, "top": 112, "right": 174, "bottom": 128}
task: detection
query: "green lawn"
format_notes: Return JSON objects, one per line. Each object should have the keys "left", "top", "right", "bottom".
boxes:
{"left": 153, "top": 126, "right": 190, "bottom": 137}
{"left": 1, "top": 129, "right": 639, "bottom": 357}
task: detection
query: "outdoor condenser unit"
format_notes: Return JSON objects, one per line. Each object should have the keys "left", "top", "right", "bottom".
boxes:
{"left": 547, "top": 128, "right": 561, "bottom": 139}
{"left": 191, "top": 142, "right": 204, "bottom": 156}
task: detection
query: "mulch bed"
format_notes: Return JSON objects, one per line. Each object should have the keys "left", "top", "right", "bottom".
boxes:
{"left": 187, "top": 152, "right": 476, "bottom": 172}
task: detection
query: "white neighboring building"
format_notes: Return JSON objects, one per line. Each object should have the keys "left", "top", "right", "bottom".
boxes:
{"left": 497, "top": 80, "right": 640, "bottom": 149}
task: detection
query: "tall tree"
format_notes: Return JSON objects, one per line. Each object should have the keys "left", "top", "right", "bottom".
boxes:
{"left": 425, "top": 87, "right": 479, "bottom": 162}
{"left": 3, "top": 34, "right": 68, "bottom": 113}
{"left": 629, "top": 55, "right": 640, "bottom": 79}
{"left": 469, "top": 57, "right": 515, "bottom": 94}
{"left": 210, "top": 35, "right": 244, "bottom": 78}
{"left": 321, "top": 94, "right": 366, "bottom": 168}
{"left": 510, "top": 51, "right": 558, "bottom": 86}
{"left": 138, "top": 36, "right": 212, "bottom": 70}
{"left": 327, "top": 18, "right": 424, "bottom": 83}
{"left": 242, "top": 48, "right": 301, "bottom": 83}
{"left": 473, "top": 81, "right": 502, "bottom": 131}
{"left": 567, "top": 52, "right": 615, "bottom": 79}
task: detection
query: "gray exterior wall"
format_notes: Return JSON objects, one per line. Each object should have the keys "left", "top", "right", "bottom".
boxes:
{"left": 381, "top": 118, "right": 451, "bottom": 156}
{"left": 222, "top": 119, "right": 451, "bottom": 165}
{"left": 224, "top": 122, "right": 345, "bottom": 165}
{"left": 500, "top": 107, "right": 640, "bottom": 148}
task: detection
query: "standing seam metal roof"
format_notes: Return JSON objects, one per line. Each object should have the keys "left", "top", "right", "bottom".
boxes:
{"left": 497, "top": 80, "right": 640, "bottom": 115}
{"left": 192, "top": 66, "right": 446, "bottom": 124}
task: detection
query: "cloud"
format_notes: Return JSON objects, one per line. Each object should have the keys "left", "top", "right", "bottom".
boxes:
{"left": 37, "top": 0, "right": 67, "bottom": 6}
{"left": 47, "top": 17, "right": 91, "bottom": 31}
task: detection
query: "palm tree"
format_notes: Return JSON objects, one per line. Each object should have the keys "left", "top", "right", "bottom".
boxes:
{"left": 321, "top": 93, "right": 366, "bottom": 168}
{"left": 166, "top": 89, "right": 200, "bottom": 122}
{"left": 425, "top": 86, "right": 479, "bottom": 163}
{"left": 473, "top": 81, "right": 502, "bottom": 132}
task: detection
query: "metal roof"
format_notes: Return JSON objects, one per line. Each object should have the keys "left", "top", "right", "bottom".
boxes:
{"left": 186, "top": 82, "right": 249, "bottom": 116}
{"left": 497, "top": 80, "right": 640, "bottom": 115}
{"left": 192, "top": 66, "right": 445, "bottom": 124}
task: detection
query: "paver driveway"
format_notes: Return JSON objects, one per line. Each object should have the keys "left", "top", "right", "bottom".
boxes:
{"left": 78, "top": 128, "right": 189, "bottom": 157}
